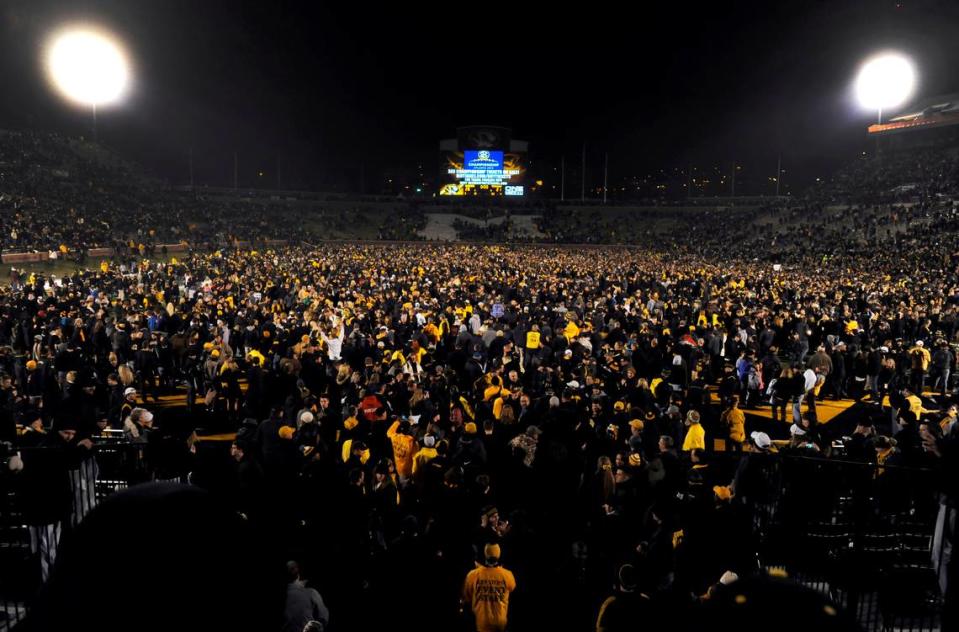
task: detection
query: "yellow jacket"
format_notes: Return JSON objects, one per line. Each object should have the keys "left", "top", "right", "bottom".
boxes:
{"left": 492, "top": 397, "right": 509, "bottom": 420}
{"left": 906, "top": 394, "right": 935, "bottom": 418}
{"left": 650, "top": 378, "right": 663, "bottom": 398}
{"left": 412, "top": 446, "right": 438, "bottom": 475}
{"left": 682, "top": 423, "right": 706, "bottom": 451}
{"left": 722, "top": 408, "right": 745, "bottom": 443}
{"left": 484, "top": 385, "right": 502, "bottom": 402}
{"left": 563, "top": 320, "right": 581, "bottom": 342}
{"left": 908, "top": 345, "right": 931, "bottom": 371}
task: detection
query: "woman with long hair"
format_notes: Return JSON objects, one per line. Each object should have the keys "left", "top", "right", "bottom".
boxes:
{"left": 593, "top": 455, "right": 617, "bottom": 512}
{"left": 118, "top": 363, "right": 136, "bottom": 388}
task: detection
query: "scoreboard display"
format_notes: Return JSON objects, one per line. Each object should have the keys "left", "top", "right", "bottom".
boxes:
{"left": 438, "top": 126, "right": 527, "bottom": 197}
{"left": 439, "top": 149, "right": 526, "bottom": 196}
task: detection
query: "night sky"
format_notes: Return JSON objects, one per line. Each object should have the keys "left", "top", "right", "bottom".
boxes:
{"left": 1, "top": 0, "right": 958, "bottom": 192}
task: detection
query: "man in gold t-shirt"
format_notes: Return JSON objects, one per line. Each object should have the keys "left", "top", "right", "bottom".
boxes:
{"left": 461, "top": 544, "right": 517, "bottom": 632}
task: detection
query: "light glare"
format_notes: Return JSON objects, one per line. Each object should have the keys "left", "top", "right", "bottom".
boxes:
{"left": 855, "top": 52, "right": 916, "bottom": 112}
{"left": 46, "top": 27, "right": 130, "bottom": 107}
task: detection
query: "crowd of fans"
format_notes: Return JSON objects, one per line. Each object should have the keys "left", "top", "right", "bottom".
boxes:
{"left": 0, "top": 131, "right": 426, "bottom": 254}
{"left": 2, "top": 131, "right": 959, "bottom": 630}
{"left": 0, "top": 235, "right": 956, "bottom": 630}
{"left": 451, "top": 217, "right": 522, "bottom": 242}
{"left": 816, "top": 147, "right": 959, "bottom": 205}
{"left": 4, "top": 129, "right": 958, "bottom": 258}
{"left": 374, "top": 206, "right": 427, "bottom": 240}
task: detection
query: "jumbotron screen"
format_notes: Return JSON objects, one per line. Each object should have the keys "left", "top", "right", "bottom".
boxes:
{"left": 439, "top": 149, "right": 526, "bottom": 196}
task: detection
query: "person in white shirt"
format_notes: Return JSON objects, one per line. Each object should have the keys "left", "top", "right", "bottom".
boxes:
{"left": 218, "top": 319, "right": 230, "bottom": 347}
{"left": 321, "top": 319, "right": 345, "bottom": 362}
{"left": 794, "top": 366, "right": 822, "bottom": 423}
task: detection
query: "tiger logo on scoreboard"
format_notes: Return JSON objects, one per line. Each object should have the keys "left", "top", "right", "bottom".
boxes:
{"left": 459, "top": 126, "right": 510, "bottom": 150}
{"left": 469, "top": 130, "right": 499, "bottom": 148}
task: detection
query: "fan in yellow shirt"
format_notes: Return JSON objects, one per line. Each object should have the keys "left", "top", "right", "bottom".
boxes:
{"left": 563, "top": 319, "right": 581, "bottom": 342}
{"left": 682, "top": 410, "right": 706, "bottom": 451}
{"left": 526, "top": 327, "right": 541, "bottom": 349}
{"left": 720, "top": 396, "right": 746, "bottom": 451}
{"left": 386, "top": 418, "right": 415, "bottom": 483}
{"left": 462, "top": 544, "right": 516, "bottom": 632}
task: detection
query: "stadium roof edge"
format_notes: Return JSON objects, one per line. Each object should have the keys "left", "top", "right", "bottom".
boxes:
{"left": 868, "top": 92, "right": 959, "bottom": 136}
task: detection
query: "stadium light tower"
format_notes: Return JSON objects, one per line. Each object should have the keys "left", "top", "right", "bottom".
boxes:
{"left": 44, "top": 25, "right": 131, "bottom": 141}
{"left": 854, "top": 51, "right": 916, "bottom": 125}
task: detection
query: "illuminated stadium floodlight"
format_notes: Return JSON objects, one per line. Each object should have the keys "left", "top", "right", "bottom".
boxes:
{"left": 44, "top": 25, "right": 131, "bottom": 138}
{"left": 855, "top": 52, "right": 916, "bottom": 124}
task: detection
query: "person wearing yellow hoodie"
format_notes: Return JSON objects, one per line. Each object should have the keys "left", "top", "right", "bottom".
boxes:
{"left": 461, "top": 543, "right": 516, "bottom": 632}
{"left": 563, "top": 317, "right": 581, "bottom": 343}
{"left": 682, "top": 410, "right": 706, "bottom": 452}
{"left": 386, "top": 417, "right": 415, "bottom": 485}
{"left": 908, "top": 340, "right": 932, "bottom": 395}
{"left": 721, "top": 396, "right": 746, "bottom": 451}
{"left": 412, "top": 435, "right": 438, "bottom": 482}
{"left": 902, "top": 386, "right": 938, "bottom": 422}
{"left": 484, "top": 376, "right": 508, "bottom": 402}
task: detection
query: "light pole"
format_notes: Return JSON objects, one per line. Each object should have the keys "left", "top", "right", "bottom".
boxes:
{"left": 45, "top": 26, "right": 131, "bottom": 141}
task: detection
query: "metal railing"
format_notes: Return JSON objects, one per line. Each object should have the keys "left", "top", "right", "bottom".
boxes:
{"left": 0, "top": 440, "right": 144, "bottom": 629}
{"left": 749, "top": 455, "right": 944, "bottom": 631}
